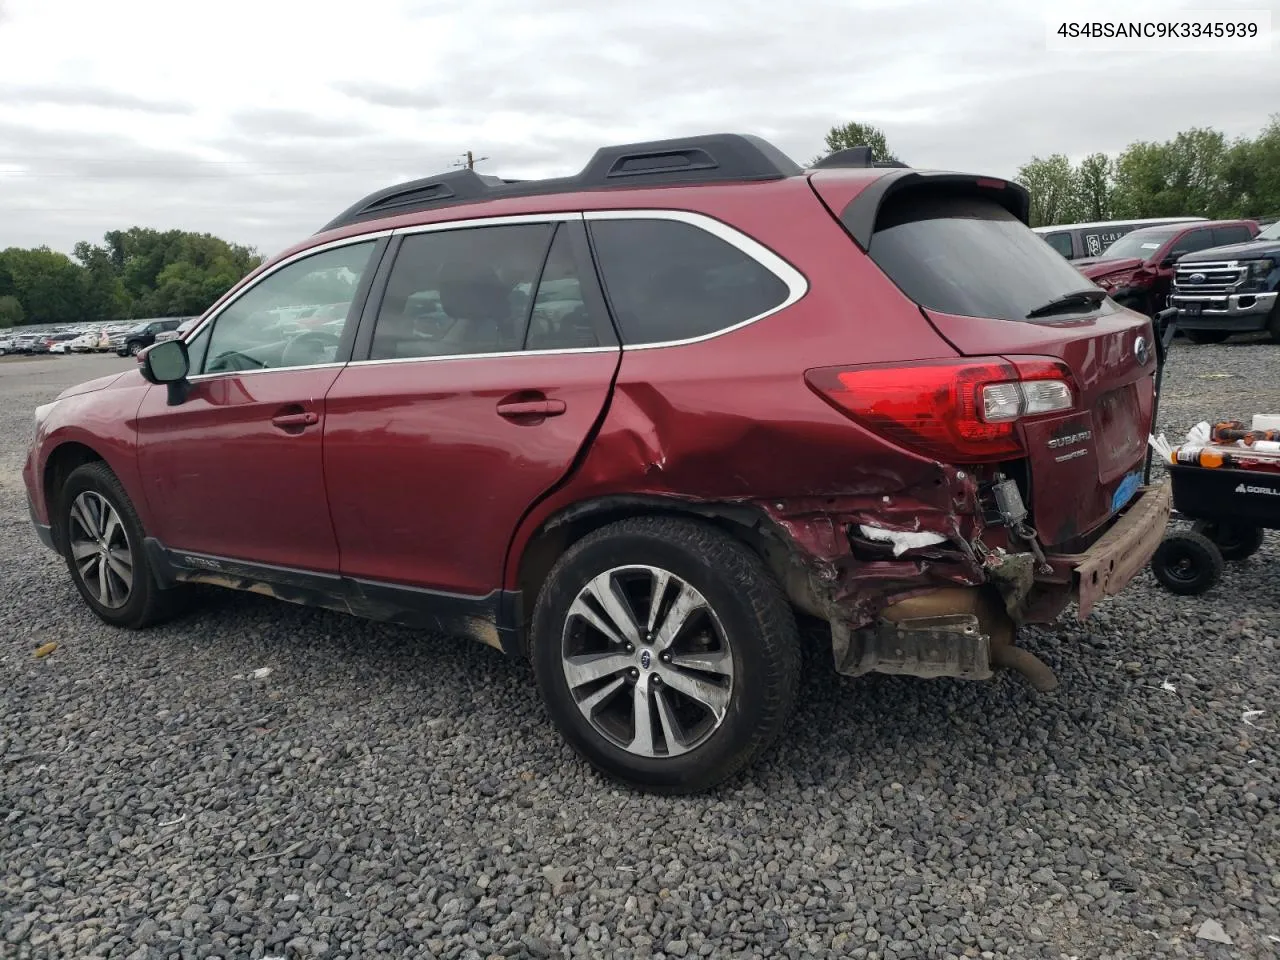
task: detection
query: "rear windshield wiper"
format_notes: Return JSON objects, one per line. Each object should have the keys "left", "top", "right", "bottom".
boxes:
{"left": 1025, "top": 289, "right": 1106, "bottom": 319}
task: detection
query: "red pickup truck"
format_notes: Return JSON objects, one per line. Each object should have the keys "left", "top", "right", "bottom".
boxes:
{"left": 1075, "top": 219, "right": 1259, "bottom": 316}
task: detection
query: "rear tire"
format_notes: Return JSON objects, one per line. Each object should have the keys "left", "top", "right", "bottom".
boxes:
{"left": 1184, "top": 330, "right": 1230, "bottom": 345}
{"left": 1192, "top": 521, "right": 1266, "bottom": 562}
{"left": 1150, "top": 530, "right": 1223, "bottom": 595}
{"left": 529, "top": 516, "right": 800, "bottom": 793}
{"left": 59, "top": 462, "right": 190, "bottom": 629}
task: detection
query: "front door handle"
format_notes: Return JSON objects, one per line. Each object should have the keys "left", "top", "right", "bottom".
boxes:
{"left": 496, "top": 399, "right": 566, "bottom": 418}
{"left": 271, "top": 411, "right": 319, "bottom": 428}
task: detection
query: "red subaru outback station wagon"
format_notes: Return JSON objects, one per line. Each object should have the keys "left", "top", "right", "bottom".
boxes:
{"left": 23, "top": 134, "right": 1171, "bottom": 792}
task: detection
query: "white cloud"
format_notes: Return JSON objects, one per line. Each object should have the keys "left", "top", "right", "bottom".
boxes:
{"left": 0, "top": 0, "right": 1276, "bottom": 257}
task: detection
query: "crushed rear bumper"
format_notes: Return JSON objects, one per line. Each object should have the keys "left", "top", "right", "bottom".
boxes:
{"left": 1043, "top": 484, "right": 1172, "bottom": 619}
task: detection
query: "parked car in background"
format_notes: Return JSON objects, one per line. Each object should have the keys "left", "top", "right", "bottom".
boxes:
{"left": 23, "top": 132, "right": 1171, "bottom": 791}
{"left": 43, "top": 333, "right": 80, "bottom": 354}
{"left": 113, "top": 318, "right": 185, "bottom": 356}
{"left": 1074, "top": 219, "right": 1260, "bottom": 316}
{"left": 1170, "top": 218, "right": 1280, "bottom": 343}
{"left": 153, "top": 318, "right": 199, "bottom": 345}
{"left": 67, "top": 329, "right": 104, "bottom": 353}
{"left": 1034, "top": 217, "right": 1207, "bottom": 261}
{"left": 0, "top": 334, "right": 17, "bottom": 355}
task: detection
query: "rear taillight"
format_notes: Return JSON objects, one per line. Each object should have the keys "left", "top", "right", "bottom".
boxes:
{"left": 805, "top": 356, "right": 1075, "bottom": 463}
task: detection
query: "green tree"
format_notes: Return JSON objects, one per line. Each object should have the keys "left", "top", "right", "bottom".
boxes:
{"left": 80, "top": 228, "right": 262, "bottom": 318}
{"left": 1112, "top": 128, "right": 1232, "bottom": 219}
{"left": 1074, "top": 153, "right": 1113, "bottom": 221}
{"left": 0, "top": 247, "right": 95, "bottom": 325}
{"left": 1016, "top": 154, "right": 1081, "bottom": 227}
{"left": 73, "top": 241, "right": 130, "bottom": 321}
{"left": 0, "top": 295, "right": 22, "bottom": 328}
{"left": 812, "top": 121, "right": 899, "bottom": 165}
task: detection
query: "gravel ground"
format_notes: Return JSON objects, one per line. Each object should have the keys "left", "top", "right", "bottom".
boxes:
{"left": 1, "top": 343, "right": 1278, "bottom": 960}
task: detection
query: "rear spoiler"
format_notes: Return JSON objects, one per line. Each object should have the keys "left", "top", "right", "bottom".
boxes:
{"left": 829, "top": 170, "right": 1032, "bottom": 251}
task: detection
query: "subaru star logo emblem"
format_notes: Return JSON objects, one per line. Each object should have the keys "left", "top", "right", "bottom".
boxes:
{"left": 1188, "top": 272, "right": 1206, "bottom": 284}
{"left": 1134, "top": 336, "right": 1150, "bottom": 365}
{"left": 639, "top": 650, "right": 652, "bottom": 669}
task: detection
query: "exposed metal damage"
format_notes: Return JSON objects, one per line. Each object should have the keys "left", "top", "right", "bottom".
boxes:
{"left": 750, "top": 466, "right": 1061, "bottom": 692}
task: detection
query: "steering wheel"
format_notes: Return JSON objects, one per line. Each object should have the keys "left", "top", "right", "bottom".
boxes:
{"left": 206, "top": 351, "right": 265, "bottom": 374}
{"left": 280, "top": 331, "right": 340, "bottom": 367}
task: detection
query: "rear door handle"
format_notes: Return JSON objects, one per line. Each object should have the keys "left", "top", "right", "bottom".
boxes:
{"left": 271, "top": 411, "right": 319, "bottom": 428}
{"left": 496, "top": 399, "right": 566, "bottom": 418}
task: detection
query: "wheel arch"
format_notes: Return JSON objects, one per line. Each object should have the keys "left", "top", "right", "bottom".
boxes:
{"left": 43, "top": 441, "right": 108, "bottom": 553}
{"left": 509, "top": 493, "right": 812, "bottom": 655}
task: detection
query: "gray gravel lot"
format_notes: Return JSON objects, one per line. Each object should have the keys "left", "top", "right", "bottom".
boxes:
{"left": 2, "top": 344, "right": 1278, "bottom": 960}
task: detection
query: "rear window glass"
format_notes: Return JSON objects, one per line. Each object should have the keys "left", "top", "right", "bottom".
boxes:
{"left": 589, "top": 219, "right": 789, "bottom": 345}
{"left": 868, "top": 193, "right": 1105, "bottom": 322}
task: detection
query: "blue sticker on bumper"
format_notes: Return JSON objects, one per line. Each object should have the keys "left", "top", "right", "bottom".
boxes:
{"left": 1111, "top": 470, "right": 1142, "bottom": 513}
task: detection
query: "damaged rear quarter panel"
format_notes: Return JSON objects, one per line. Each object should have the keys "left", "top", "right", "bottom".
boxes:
{"left": 505, "top": 190, "right": 983, "bottom": 625}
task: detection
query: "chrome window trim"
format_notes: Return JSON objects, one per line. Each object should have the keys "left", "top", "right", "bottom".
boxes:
{"left": 179, "top": 230, "right": 393, "bottom": 379}
{"left": 392, "top": 211, "right": 582, "bottom": 236}
{"left": 348, "top": 345, "right": 617, "bottom": 367}
{"left": 583, "top": 209, "right": 809, "bottom": 351}
{"left": 185, "top": 207, "right": 808, "bottom": 377}
{"left": 187, "top": 361, "right": 346, "bottom": 383}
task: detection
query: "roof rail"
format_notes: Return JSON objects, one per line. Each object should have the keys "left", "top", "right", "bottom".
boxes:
{"left": 810, "top": 146, "right": 909, "bottom": 170}
{"left": 319, "top": 133, "right": 805, "bottom": 233}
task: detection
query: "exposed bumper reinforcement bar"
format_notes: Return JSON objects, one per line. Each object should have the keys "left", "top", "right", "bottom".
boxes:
{"left": 1048, "top": 484, "right": 1172, "bottom": 619}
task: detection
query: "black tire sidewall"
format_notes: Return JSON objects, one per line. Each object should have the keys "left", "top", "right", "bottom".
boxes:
{"left": 1195, "top": 521, "right": 1266, "bottom": 562}
{"left": 1151, "top": 532, "right": 1223, "bottom": 595}
{"left": 60, "top": 464, "right": 157, "bottom": 627}
{"left": 531, "top": 524, "right": 791, "bottom": 791}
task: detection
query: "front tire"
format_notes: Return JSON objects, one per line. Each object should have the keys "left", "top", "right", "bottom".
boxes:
{"left": 127, "top": 342, "right": 142, "bottom": 356}
{"left": 530, "top": 516, "right": 800, "bottom": 793}
{"left": 60, "top": 462, "right": 188, "bottom": 629}
{"left": 1267, "top": 302, "right": 1280, "bottom": 344}
{"left": 1150, "top": 530, "right": 1223, "bottom": 595}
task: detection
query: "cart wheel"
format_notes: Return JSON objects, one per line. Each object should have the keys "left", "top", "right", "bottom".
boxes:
{"left": 1192, "top": 521, "right": 1266, "bottom": 562}
{"left": 1150, "top": 531, "right": 1224, "bottom": 595}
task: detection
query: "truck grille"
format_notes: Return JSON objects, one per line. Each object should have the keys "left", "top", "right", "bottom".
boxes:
{"left": 1173, "top": 261, "right": 1244, "bottom": 295}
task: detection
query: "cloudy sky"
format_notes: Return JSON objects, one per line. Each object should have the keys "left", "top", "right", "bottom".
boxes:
{"left": 1, "top": 0, "right": 1276, "bottom": 259}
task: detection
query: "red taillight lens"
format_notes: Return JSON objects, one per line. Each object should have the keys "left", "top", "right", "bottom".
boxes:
{"left": 805, "top": 356, "right": 1075, "bottom": 463}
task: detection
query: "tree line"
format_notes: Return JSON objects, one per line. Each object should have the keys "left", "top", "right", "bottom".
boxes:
{"left": 819, "top": 115, "right": 1280, "bottom": 227}
{"left": 0, "top": 228, "right": 263, "bottom": 329}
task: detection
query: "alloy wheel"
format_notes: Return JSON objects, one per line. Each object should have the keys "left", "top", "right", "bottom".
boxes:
{"left": 560, "top": 565, "right": 735, "bottom": 758}
{"left": 68, "top": 491, "right": 134, "bottom": 608}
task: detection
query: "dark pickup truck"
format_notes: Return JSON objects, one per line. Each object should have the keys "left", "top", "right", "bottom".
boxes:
{"left": 1170, "top": 219, "right": 1280, "bottom": 343}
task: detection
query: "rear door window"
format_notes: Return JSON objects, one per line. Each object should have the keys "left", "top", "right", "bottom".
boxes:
{"left": 588, "top": 218, "right": 790, "bottom": 345}
{"left": 867, "top": 193, "right": 1106, "bottom": 322}
{"left": 1212, "top": 225, "right": 1253, "bottom": 246}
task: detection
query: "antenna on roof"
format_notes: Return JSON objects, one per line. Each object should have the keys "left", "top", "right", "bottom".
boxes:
{"left": 453, "top": 150, "right": 489, "bottom": 171}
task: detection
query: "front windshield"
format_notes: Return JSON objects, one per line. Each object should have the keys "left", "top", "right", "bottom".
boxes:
{"left": 129, "top": 321, "right": 151, "bottom": 333}
{"left": 1257, "top": 221, "right": 1280, "bottom": 241}
{"left": 1097, "top": 229, "right": 1177, "bottom": 260}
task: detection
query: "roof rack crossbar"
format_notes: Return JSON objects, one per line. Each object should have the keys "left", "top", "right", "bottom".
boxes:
{"left": 318, "top": 133, "right": 805, "bottom": 233}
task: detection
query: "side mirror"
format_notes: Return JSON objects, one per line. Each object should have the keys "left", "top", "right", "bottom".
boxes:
{"left": 139, "top": 339, "right": 192, "bottom": 405}
{"left": 1161, "top": 254, "right": 1181, "bottom": 268}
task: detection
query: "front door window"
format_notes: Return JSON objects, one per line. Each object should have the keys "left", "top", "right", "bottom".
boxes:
{"left": 189, "top": 241, "right": 376, "bottom": 374}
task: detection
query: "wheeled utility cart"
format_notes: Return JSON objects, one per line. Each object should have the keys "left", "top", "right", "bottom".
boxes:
{"left": 1143, "top": 309, "right": 1276, "bottom": 595}
{"left": 1150, "top": 461, "right": 1277, "bottom": 594}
